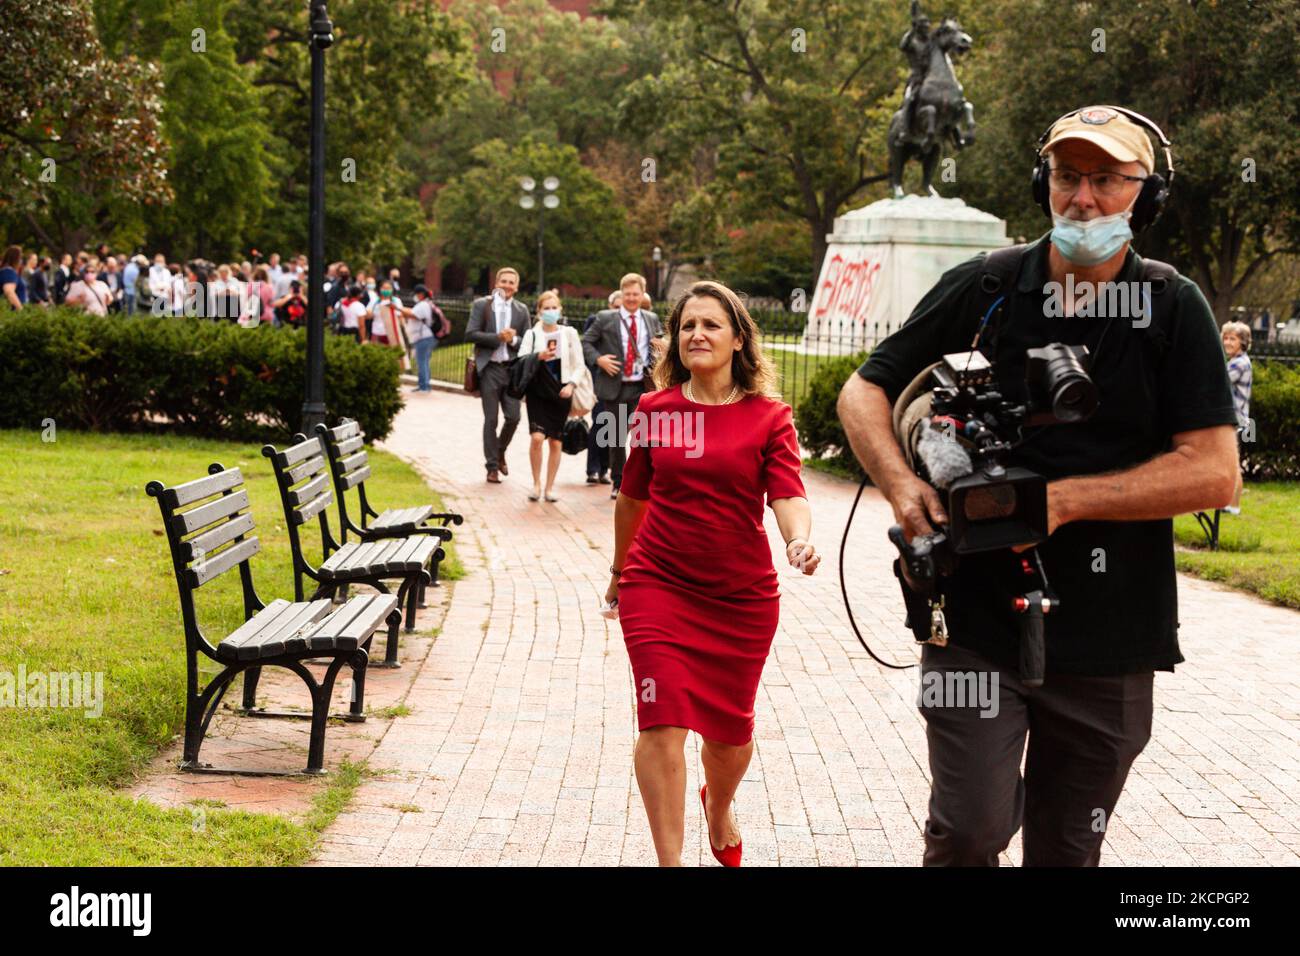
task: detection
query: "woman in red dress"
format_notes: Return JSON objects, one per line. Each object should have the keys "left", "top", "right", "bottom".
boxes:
{"left": 605, "top": 280, "right": 821, "bottom": 867}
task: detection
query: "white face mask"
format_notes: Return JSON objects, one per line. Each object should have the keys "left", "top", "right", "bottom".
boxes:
{"left": 1050, "top": 207, "right": 1135, "bottom": 266}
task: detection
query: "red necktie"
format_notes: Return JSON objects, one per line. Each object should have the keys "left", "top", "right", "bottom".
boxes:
{"left": 625, "top": 312, "right": 637, "bottom": 376}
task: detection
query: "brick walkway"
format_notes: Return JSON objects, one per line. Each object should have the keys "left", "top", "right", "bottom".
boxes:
{"left": 314, "top": 386, "right": 1300, "bottom": 866}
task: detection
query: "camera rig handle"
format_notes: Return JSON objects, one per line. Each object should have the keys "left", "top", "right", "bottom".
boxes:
{"left": 1011, "top": 549, "right": 1058, "bottom": 688}
{"left": 888, "top": 523, "right": 949, "bottom": 597}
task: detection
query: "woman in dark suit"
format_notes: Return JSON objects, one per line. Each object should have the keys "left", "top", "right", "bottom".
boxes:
{"left": 606, "top": 280, "right": 821, "bottom": 866}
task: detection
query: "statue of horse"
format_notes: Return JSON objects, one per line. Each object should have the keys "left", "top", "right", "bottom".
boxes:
{"left": 887, "top": 17, "right": 976, "bottom": 199}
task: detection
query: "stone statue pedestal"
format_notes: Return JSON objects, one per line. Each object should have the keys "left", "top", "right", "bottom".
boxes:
{"left": 801, "top": 195, "right": 1011, "bottom": 355}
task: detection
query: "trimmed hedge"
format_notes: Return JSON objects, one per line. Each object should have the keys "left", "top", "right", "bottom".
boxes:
{"left": 0, "top": 308, "right": 403, "bottom": 441}
{"left": 1244, "top": 360, "right": 1300, "bottom": 481}
{"left": 794, "top": 350, "right": 870, "bottom": 479}
{"left": 795, "top": 350, "right": 1300, "bottom": 482}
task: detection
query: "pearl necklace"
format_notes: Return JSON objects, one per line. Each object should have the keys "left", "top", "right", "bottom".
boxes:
{"left": 684, "top": 380, "right": 739, "bottom": 405}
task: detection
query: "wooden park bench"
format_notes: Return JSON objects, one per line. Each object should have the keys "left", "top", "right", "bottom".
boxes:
{"left": 147, "top": 464, "right": 400, "bottom": 775}
{"left": 262, "top": 436, "right": 440, "bottom": 667}
{"left": 313, "top": 418, "right": 463, "bottom": 597}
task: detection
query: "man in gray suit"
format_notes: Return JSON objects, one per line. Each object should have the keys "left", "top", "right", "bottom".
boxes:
{"left": 582, "top": 272, "right": 667, "bottom": 499}
{"left": 466, "top": 266, "right": 533, "bottom": 482}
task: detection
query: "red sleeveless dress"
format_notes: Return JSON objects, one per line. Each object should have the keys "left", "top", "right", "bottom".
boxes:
{"left": 616, "top": 384, "right": 806, "bottom": 745}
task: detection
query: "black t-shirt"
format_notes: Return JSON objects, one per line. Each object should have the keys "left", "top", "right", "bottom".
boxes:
{"left": 856, "top": 233, "right": 1238, "bottom": 676}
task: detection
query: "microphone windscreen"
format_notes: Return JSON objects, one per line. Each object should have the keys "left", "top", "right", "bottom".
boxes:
{"left": 917, "top": 426, "right": 973, "bottom": 490}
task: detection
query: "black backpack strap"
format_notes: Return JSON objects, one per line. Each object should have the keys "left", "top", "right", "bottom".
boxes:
{"left": 1138, "top": 258, "right": 1179, "bottom": 359}
{"left": 968, "top": 243, "right": 1028, "bottom": 347}
{"left": 978, "top": 244, "right": 1028, "bottom": 296}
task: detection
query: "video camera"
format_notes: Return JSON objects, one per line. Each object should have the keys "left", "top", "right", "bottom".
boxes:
{"left": 888, "top": 343, "right": 1097, "bottom": 686}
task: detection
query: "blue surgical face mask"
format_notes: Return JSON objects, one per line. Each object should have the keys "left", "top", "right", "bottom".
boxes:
{"left": 540, "top": 308, "right": 561, "bottom": 325}
{"left": 1050, "top": 209, "right": 1134, "bottom": 266}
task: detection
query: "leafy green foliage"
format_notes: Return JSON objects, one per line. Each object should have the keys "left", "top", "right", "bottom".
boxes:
{"left": 435, "top": 136, "right": 636, "bottom": 288}
{"left": 0, "top": 0, "right": 171, "bottom": 252}
{"left": 0, "top": 308, "right": 403, "bottom": 440}
{"left": 792, "top": 349, "right": 870, "bottom": 478}
{"left": 223, "top": 0, "right": 472, "bottom": 266}
{"left": 604, "top": 0, "right": 903, "bottom": 279}
{"left": 410, "top": 0, "right": 661, "bottom": 186}
{"left": 1245, "top": 360, "right": 1300, "bottom": 480}
{"left": 146, "top": 0, "right": 270, "bottom": 260}
{"left": 713, "top": 220, "right": 814, "bottom": 301}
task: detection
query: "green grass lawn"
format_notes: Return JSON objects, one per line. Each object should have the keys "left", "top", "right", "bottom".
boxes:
{"left": 428, "top": 341, "right": 472, "bottom": 385}
{"left": 1173, "top": 482, "right": 1300, "bottom": 610}
{"left": 0, "top": 428, "right": 461, "bottom": 865}
{"left": 762, "top": 345, "right": 843, "bottom": 410}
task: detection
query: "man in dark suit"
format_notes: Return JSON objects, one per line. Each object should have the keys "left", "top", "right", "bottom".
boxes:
{"left": 582, "top": 273, "right": 666, "bottom": 499}
{"left": 466, "top": 266, "right": 532, "bottom": 482}
{"left": 582, "top": 290, "right": 623, "bottom": 485}
{"left": 52, "top": 254, "right": 73, "bottom": 305}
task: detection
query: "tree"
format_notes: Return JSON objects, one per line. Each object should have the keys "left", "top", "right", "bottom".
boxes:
{"left": 435, "top": 136, "right": 636, "bottom": 288}
{"left": 583, "top": 140, "right": 726, "bottom": 295}
{"left": 405, "top": 0, "right": 662, "bottom": 189}
{"left": 956, "top": 0, "right": 1300, "bottom": 321}
{"left": 0, "top": 0, "right": 170, "bottom": 253}
{"left": 225, "top": 0, "right": 472, "bottom": 265}
{"left": 712, "top": 220, "right": 814, "bottom": 301}
{"left": 148, "top": 0, "right": 270, "bottom": 260}
{"left": 603, "top": 0, "right": 904, "bottom": 281}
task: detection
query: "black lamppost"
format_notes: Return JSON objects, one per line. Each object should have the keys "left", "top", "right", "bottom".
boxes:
{"left": 518, "top": 176, "right": 560, "bottom": 293}
{"left": 652, "top": 245, "right": 663, "bottom": 301}
{"left": 302, "top": 2, "right": 333, "bottom": 434}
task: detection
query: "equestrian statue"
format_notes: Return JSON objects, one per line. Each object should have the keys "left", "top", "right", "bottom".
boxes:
{"left": 887, "top": 0, "right": 977, "bottom": 198}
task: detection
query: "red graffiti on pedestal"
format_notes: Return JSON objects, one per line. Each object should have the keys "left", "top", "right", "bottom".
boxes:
{"left": 812, "top": 253, "right": 883, "bottom": 326}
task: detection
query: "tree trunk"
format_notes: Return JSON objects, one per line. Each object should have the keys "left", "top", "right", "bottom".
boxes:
{"left": 1208, "top": 287, "right": 1233, "bottom": 326}
{"left": 808, "top": 211, "right": 835, "bottom": 289}
{"left": 62, "top": 227, "right": 91, "bottom": 258}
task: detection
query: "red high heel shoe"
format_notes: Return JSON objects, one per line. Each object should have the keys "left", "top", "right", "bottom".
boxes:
{"left": 700, "top": 784, "right": 742, "bottom": 867}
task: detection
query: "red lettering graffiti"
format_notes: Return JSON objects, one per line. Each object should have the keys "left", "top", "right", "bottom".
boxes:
{"left": 812, "top": 253, "right": 882, "bottom": 325}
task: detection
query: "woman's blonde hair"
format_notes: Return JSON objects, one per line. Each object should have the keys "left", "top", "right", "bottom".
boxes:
{"left": 650, "top": 280, "right": 782, "bottom": 399}
{"left": 1222, "top": 320, "right": 1251, "bottom": 353}
{"left": 535, "top": 289, "right": 561, "bottom": 318}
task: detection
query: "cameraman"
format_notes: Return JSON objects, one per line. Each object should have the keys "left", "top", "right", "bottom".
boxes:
{"left": 838, "top": 106, "right": 1239, "bottom": 866}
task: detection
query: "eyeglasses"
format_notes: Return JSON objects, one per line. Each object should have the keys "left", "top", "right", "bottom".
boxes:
{"left": 1048, "top": 166, "right": 1146, "bottom": 196}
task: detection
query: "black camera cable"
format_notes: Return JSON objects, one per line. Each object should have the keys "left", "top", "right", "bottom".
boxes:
{"left": 839, "top": 471, "right": 916, "bottom": 670}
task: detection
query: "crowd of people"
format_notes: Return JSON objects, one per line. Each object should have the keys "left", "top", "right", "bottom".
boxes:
{"left": 0, "top": 243, "right": 454, "bottom": 388}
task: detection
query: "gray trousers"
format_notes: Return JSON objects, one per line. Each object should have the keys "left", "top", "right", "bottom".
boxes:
{"left": 599, "top": 379, "right": 648, "bottom": 487}
{"left": 918, "top": 641, "right": 1153, "bottom": 866}
{"left": 478, "top": 360, "right": 520, "bottom": 472}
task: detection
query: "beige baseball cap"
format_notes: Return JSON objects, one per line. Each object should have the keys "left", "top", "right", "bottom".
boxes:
{"left": 1041, "top": 106, "right": 1155, "bottom": 173}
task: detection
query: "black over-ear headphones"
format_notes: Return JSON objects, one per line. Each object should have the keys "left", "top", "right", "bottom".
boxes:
{"left": 1030, "top": 105, "right": 1174, "bottom": 232}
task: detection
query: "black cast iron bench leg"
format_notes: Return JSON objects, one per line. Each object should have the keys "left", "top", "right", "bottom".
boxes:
{"left": 1194, "top": 509, "right": 1222, "bottom": 551}
{"left": 288, "top": 656, "right": 350, "bottom": 774}
{"left": 184, "top": 667, "right": 239, "bottom": 769}
{"left": 241, "top": 666, "right": 262, "bottom": 711}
